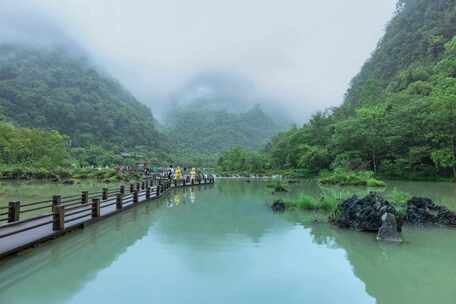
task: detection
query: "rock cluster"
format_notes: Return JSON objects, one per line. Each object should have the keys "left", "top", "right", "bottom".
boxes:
{"left": 272, "top": 192, "right": 456, "bottom": 242}
{"left": 406, "top": 197, "right": 456, "bottom": 226}
{"left": 335, "top": 193, "right": 403, "bottom": 232}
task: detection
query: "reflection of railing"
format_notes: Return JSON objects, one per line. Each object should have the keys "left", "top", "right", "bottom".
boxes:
{"left": 0, "top": 175, "right": 215, "bottom": 258}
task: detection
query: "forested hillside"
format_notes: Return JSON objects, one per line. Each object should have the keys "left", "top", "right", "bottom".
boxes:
{"left": 0, "top": 44, "right": 164, "bottom": 152}
{"left": 165, "top": 103, "right": 282, "bottom": 164}
{"left": 219, "top": 0, "right": 456, "bottom": 180}
{"left": 344, "top": 0, "right": 456, "bottom": 111}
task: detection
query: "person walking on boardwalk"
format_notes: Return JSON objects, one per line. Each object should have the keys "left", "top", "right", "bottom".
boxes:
{"left": 190, "top": 167, "right": 196, "bottom": 183}
{"left": 175, "top": 166, "right": 182, "bottom": 182}
{"left": 167, "top": 165, "right": 175, "bottom": 180}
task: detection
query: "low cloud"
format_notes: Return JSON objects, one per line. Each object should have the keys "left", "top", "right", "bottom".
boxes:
{"left": 1, "top": 0, "right": 396, "bottom": 122}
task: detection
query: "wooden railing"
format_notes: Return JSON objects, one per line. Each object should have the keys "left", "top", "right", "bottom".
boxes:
{"left": 0, "top": 175, "right": 215, "bottom": 241}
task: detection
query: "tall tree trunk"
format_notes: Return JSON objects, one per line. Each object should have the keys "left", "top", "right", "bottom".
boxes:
{"left": 372, "top": 150, "right": 377, "bottom": 174}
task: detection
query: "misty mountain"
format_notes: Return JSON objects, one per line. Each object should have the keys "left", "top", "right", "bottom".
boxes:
{"left": 343, "top": 0, "right": 456, "bottom": 111}
{"left": 257, "top": 0, "right": 456, "bottom": 179}
{"left": 0, "top": 44, "right": 165, "bottom": 152}
{"left": 165, "top": 102, "right": 282, "bottom": 156}
{"left": 166, "top": 71, "right": 294, "bottom": 126}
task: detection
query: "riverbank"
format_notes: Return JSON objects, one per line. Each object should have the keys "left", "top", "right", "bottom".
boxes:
{"left": 0, "top": 165, "right": 143, "bottom": 182}
{"left": 215, "top": 167, "right": 456, "bottom": 183}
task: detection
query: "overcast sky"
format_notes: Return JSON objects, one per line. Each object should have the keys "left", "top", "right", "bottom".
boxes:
{"left": 1, "top": 0, "right": 397, "bottom": 122}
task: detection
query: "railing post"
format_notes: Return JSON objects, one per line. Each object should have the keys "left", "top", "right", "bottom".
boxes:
{"left": 8, "top": 201, "right": 20, "bottom": 223}
{"left": 136, "top": 183, "right": 140, "bottom": 192}
{"left": 141, "top": 181, "right": 145, "bottom": 190}
{"left": 120, "top": 185, "right": 125, "bottom": 195}
{"left": 116, "top": 193, "right": 123, "bottom": 210}
{"left": 130, "top": 184, "right": 134, "bottom": 193}
{"left": 183, "top": 179, "right": 186, "bottom": 187}
{"left": 102, "top": 188, "right": 108, "bottom": 200}
{"left": 146, "top": 187, "right": 151, "bottom": 200}
{"left": 52, "top": 195, "right": 61, "bottom": 207}
{"left": 133, "top": 190, "right": 139, "bottom": 203}
{"left": 81, "top": 191, "right": 88, "bottom": 205}
{"left": 92, "top": 199, "right": 101, "bottom": 218}
{"left": 156, "top": 185, "right": 160, "bottom": 197}
{"left": 53, "top": 206, "right": 64, "bottom": 231}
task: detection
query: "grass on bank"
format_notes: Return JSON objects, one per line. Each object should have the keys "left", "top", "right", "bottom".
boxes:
{"left": 0, "top": 165, "right": 142, "bottom": 182}
{"left": 283, "top": 187, "right": 413, "bottom": 214}
{"left": 284, "top": 194, "right": 339, "bottom": 212}
{"left": 319, "top": 168, "right": 386, "bottom": 187}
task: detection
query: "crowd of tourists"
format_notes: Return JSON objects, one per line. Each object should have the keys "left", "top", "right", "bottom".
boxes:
{"left": 163, "top": 165, "right": 208, "bottom": 184}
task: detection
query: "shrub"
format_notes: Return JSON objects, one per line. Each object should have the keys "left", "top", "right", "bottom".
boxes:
{"left": 320, "top": 168, "right": 385, "bottom": 187}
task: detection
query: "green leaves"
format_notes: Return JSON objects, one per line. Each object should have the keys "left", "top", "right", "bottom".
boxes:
{"left": 0, "top": 44, "right": 165, "bottom": 152}
{"left": 431, "top": 149, "right": 456, "bottom": 170}
{"left": 0, "top": 121, "right": 69, "bottom": 168}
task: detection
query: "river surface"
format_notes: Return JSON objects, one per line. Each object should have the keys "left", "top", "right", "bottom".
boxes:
{"left": 0, "top": 179, "right": 455, "bottom": 304}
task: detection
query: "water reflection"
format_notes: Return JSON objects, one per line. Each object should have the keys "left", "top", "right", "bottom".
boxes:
{"left": 0, "top": 181, "right": 455, "bottom": 304}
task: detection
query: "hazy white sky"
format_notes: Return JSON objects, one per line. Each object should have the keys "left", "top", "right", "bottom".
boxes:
{"left": 2, "top": 0, "right": 397, "bottom": 122}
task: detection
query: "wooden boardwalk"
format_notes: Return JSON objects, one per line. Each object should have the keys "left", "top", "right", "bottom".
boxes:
{"left": 0, "top": 176, "right": 215, "bottom": 259}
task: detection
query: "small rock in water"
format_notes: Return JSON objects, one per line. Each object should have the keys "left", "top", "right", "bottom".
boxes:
{"left": 377, "top": 212, "right": 402, "bottom": 242}
{"left": 274, "top": 186, "right": 288, "bottom": 193}
{"left": 271, "top": 200, "right": 286, "bottom": 213}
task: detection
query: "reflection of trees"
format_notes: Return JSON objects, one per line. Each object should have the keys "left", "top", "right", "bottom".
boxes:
{"left": 156, "top": 182, "right": 288, "bottom": 246}
{"left": 302, "top": 218, "right": 456, "bottom": 304}
{"left": 5, "top": 180, "right": 453, "bottom": 304}
{"left": 0, "top": 181, "right": 288, "bottom": 303}
{"left": 0, "top": 201, "right": 162, "bottom": 303}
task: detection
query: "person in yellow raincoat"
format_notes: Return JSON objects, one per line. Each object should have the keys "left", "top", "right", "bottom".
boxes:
{"left": 175, "top": 166, "right": 182, "bottom": 181}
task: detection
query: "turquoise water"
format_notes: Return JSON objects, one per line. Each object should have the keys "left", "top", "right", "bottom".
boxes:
{"left": 0, "top": 180, "right": 455, "bottom": 303}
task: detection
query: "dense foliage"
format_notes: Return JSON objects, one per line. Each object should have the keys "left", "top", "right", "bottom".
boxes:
{"left": 216, "top": 146, "right": 270, "bottom": 175}
{"left": 0, "top": 120, "right": 69, "bottom": 168}
{"left": 218, "top": 0, "right": 456, "bottom": 180}
{"left": 0, "top": 119, "right": 72, "bottom": 179}
{"left": 0, "top": 43, "right": 174, "bottom": 176}
{"left": 165, "top": 103, "right": 282, "bottom": 165}
{"left": 0, "top": 44, "right": 166, "bottom": 154}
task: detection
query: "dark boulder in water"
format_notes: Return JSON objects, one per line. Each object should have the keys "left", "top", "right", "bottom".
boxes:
{"left": 274, "top": 186, "right": 288, "bottom": 193}
{"left": 377, "top": 212, "right": 402, "bottom": 242}
{"left": 62, "top": 180, "right": 75, "bottom": 185}
{"left": 271, "top": 200, "right": 286, "bottom": 213}
{"left": 335, "top": 193, "right": 403, "bottom": 232}
{"left": 406, "top": 197, "right": 456, "bottom": 226}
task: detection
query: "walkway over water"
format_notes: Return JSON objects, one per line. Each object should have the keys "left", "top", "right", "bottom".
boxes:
{"left": 0, "top": 176, "right": 215, "bottom": 259}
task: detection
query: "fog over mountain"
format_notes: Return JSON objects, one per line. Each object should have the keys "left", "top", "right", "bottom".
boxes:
{"left": 0, "top": 0, "right": 396, "bottom": 123}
